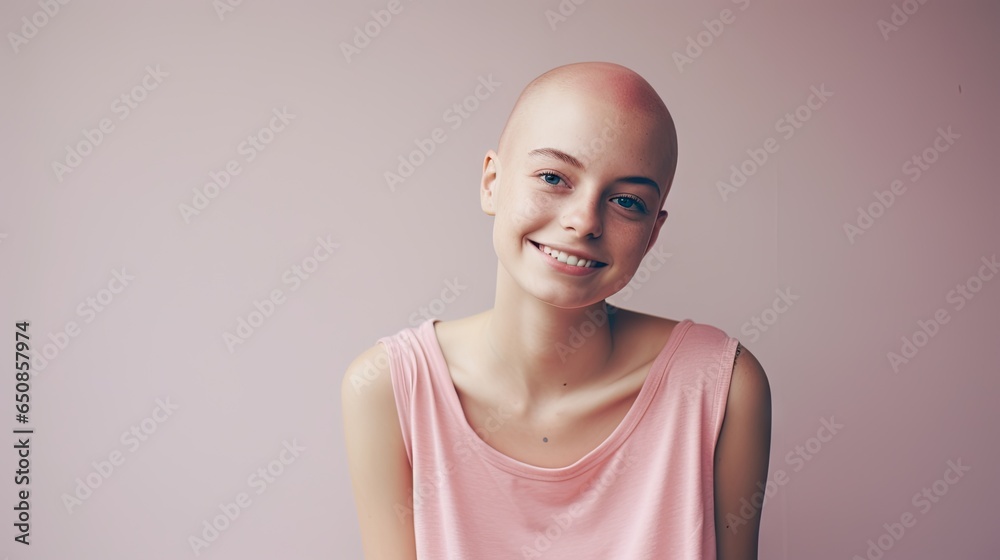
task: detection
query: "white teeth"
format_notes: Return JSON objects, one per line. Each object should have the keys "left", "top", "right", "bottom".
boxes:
{"left": 538, "top": 244, "right": 599, "bottom": 268}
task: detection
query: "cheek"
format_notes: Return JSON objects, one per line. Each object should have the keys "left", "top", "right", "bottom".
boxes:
{"left": 517, "top": 191, "right": 559, "bottom": 223}
{"left": 509, "top": 189, "right": 555, "bottom": 228}
{"left": 609, "top": 225, "right": 655, "bottom": 274}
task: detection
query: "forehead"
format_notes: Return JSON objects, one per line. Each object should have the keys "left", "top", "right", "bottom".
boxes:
{"left": 509, "top": 88, "right": 671, "bottom": 180}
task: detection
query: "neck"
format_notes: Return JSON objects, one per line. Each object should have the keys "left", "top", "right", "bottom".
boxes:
{"left": 479, "top": 264, "right": 619, "bottom": 404}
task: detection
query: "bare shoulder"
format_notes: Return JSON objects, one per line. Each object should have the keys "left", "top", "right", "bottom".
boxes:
{"left": 341, "top": 342, "right": 400, "bottom": 462}
{"left": 714, "top": 342, "right": 772, "bottom": 558}
{"left": 341, "top": 342, "right": 394, "bottom": 408}
{"left": 341, "top": 342, "right": 418, "bottom": 559}
{"left": 719, "top": 342, "right": 771, "bottom": 453}
{"left": 727, "top": 343, "right": 771, "bottom": 415}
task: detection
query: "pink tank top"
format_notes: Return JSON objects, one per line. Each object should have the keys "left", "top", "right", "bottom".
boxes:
{"left": 377, "top": 317, "right": 739, "bottom": 559}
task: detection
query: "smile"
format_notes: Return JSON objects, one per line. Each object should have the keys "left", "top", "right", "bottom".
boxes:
{"left": 530, "top": 241, "right": 606, "bottom": 268}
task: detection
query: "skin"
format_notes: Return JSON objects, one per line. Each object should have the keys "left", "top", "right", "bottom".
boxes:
{"left": 480, "top": 62, "right": 676, "bottom": 401}
{"left": 342, "top": 61, "right": 771, "bottom": 560}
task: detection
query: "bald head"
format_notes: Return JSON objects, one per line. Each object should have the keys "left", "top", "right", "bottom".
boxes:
{"left": 496, "top": 62, "right": 678, "bottom": 205}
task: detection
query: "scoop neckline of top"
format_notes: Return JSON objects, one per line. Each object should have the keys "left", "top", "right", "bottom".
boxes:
{"left": 421, "top": 316, "right": 694, "bottom": 481}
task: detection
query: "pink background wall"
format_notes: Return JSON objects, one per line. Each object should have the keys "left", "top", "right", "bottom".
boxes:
{"left": 2, "top": 1, "right": 997, "bottom": 558}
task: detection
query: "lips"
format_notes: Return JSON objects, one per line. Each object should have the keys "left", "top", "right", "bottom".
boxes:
{"left": 530, "top": 240, "right": 607, "bottom": 268}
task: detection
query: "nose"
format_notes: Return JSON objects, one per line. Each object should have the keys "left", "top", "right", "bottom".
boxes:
{"left": 560, "top": 192, "right": 603, "bottom": 239}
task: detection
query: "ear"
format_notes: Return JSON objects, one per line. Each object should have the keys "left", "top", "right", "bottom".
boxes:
{"left": 643, "top": 209, "right": 669, "bottom": 256}
{"left": 480, "top": 150, "right": 499, "bottom": 216}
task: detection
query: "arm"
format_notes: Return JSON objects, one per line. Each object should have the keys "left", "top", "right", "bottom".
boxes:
{"left": 341, "top": 343, "right": 418, "bottom": 560}
{"left": 714, "top": 343, "right": 773, "bottom": 560}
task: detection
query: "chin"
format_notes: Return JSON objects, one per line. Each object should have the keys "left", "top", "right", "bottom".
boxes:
{"left": 524, "top": 278, "right": 610, "bottom": 309}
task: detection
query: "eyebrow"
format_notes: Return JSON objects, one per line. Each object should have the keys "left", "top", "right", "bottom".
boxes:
{"left": 527, "top": 147, "right": 660, "bottom": 195}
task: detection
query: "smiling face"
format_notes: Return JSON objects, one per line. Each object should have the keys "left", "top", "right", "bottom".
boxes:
{"left": 481, "top": 63, "right": 677, "bottom": 309}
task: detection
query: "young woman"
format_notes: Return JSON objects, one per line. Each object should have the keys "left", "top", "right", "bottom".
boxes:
{"left": 343, "top": 61, "right": 772, "bottom": 560}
